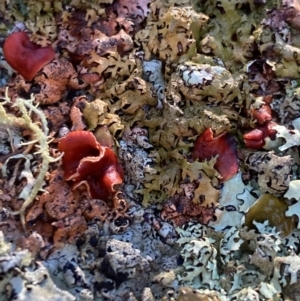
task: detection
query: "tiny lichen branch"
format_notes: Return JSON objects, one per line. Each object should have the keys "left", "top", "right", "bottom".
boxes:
{"left": 1, "top": 88, "right": 63, "bottom": 231}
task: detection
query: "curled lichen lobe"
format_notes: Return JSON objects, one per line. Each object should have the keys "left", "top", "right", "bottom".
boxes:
{"left": 244, "top": 122, "right": 277, "bottom": 149}
{"left": 58, "top": 131, "right": 123, "bottom": 200}
{"left": 192, "top": 128, "right": 239, "bottom": 182}
{"left": 3, "top": 32, "right": 55, "bottom": 81}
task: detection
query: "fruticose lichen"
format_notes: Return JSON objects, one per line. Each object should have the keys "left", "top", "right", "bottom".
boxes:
{"left": 0, "top": 89, "right": 61, "bottom": 229}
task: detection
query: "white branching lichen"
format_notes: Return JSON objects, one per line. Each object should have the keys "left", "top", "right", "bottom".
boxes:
{"left": 0, "top": 89, "right": 62, "bottom": 230}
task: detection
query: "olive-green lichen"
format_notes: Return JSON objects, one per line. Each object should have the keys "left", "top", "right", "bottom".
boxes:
{"left": 192, "top": 0, "right": 278, "bottom": 71}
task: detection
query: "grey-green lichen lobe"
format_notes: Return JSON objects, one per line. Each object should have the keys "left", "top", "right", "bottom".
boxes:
{"left": 171, "top": 62, "right": 241, "bottom": 104}
{"left": 0, "top": 232, "right": 75, "bottom": 301}
{"left": 0, "top": 231, "right": 75, "bottom": 301}
{"left": 174, "top": 218, "right": 300, "bottom": 300}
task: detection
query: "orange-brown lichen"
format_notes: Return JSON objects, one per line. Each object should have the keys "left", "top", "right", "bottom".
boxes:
{"left": 69, "top": 96, "right": 87, "bottom": 131}
{"left": 32, "top": 58, "right": 88, "bottom": 104}
{"left": 5, "top": 58, "right": 88, "bottom": 104}
{"left": 161, "top": 193, "right": 216, "bottom": 227}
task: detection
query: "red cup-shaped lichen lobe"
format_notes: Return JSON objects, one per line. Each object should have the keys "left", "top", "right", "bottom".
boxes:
{"left": 58, "top": 131, "right": 100, "bottom": 179}
{"left": 243, "top": 121, "right": 277, "bottom": 149}
{"left": 73, "top": 146, "right": 124, "bottom": 200}
{"left": 3, "top": 32, "right": 55, "bottom": 81}
{"left": 192, "top": 128, "right": 239, "bottom": 182}
{"left": 58, "top": 131, "right": 124, "bottom": 200}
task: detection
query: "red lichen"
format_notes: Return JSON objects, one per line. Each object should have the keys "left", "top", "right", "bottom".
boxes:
{"left": 192, "top": 128, "right": 239, "bottom": 182}
{"left": 243, "top": 121, "right": 277, "bottom": 149}
{"left": 58, "top": 131, "right": 124, "bottom": 200}
{"left": 3, "top": 32, "right": 55, "bottom": 81}
{"left": 250, "top": 103, "right": 272, "bottom": 124}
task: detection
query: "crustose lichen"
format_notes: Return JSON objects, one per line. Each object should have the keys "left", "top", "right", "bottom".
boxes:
{"left": 0, "top": 88, "right": 63, "bottom": 231}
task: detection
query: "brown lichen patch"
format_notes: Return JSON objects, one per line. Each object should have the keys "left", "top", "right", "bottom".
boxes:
{"left": 110, "top": 0, "right": 151, "bottom": 28}
{"left": 6, "top": 58, "right": 88, "bottom": 104}
{"left": 26, "top": 170, "right": 80, "bottom": 224}
{"left": 16, "top": 231, "right": 48, "bottom": 258}
{"left": 161, "top": 160, "right": 220, "bottom": 226}
{"left": 58, "top": 24, "right": 134, "bottom": 62}
{"left": 25, "top": 168, "right": 128, "bottom": 249}
{"left": 245, "top": 151, "right": 294, "bottom": 196}
{"left": 263, "top": 0, "right": 300, "bottom": 32}
{"left": 162, "top": 193, "right": 216, "bottom": 227}
{"left": 25, "top": 169, "right": 86, "bottom": 246}
{"left": 83, "top": 198, "right": 110, "bottom": 220}
{"left": 0, "top": 218, "right": 24, "bottom": 246}
{"left": 51, "top": 209, "right": 88, "bottom": 247}
{"left": 32, "top": 58, "right": 88, "bottom": 104}
{"left": 66, "top": 0, "right": 151, "bottom": 33}
{"left": 70, "top": 95, "right": 87, "bottom": 131}
{"left": 55, "top": 3, "right": 142, "bottom": 75}
{"left": 41, "top": 102, "right": 70, "bottom": 135}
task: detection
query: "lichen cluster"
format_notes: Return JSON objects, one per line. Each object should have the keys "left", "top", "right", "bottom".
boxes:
{"left": 1, "top": 0, "right": 300, "bottom": 300}
{"left": 0, "top": 90, "right": 61, "bottom": 230}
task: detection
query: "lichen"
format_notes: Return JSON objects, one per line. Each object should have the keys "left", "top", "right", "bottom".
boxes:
{"left": 2, "top": 0, "right": 300, "bottom": 299}
{"left": 171, "top": 62, "right": 241, "bottom": 104}
{"left": 135, "top": 6, "right": 208, "bottom": 64}
{"left": 245, "top": 151, "right": 294, "bottom": 196}
{"left": 0, "top": 231, "right": 76, "bottom": 301}
{"left": 0, "top": 89, "right": 61, "bottom": 230}
{"left": 176, "top": 223, "right": 221, "bottom": 291}
{"left": 208, "top": 172, "right": 256, "bottom": 232}
{"left": 244, "top": 193, "right": 296, "bottom": 237}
